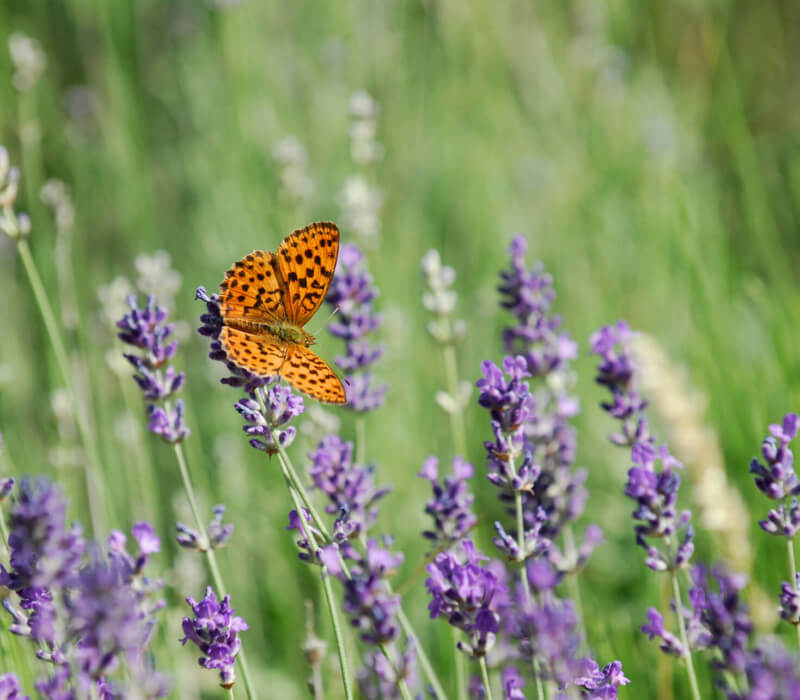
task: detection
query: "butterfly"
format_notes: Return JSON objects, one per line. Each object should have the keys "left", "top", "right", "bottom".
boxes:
{"left": 218, "top": 221, "right": 347, "bottom": 404}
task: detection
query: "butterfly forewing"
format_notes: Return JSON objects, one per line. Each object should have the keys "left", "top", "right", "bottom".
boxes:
{"left": 275, "top": 222, "right": 339, "bottom": 327}
{"left": 282, "top": 344, "right": 346, "bottom": 404}
{"left": 219, "top": 250, "right": 287, "bottom": 323}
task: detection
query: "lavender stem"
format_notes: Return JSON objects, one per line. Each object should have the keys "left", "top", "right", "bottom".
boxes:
{"left": 441, "top": 343, "right": 467, "bottom": 457}
{"left": 669, "top": 566, "right": 701, "bottom": 700}
{"left": 270, "top": 428, "right": 355, "bottom": 700}
{"left": 479, "top": 657, "right": 495, "bottom": 700}
{"left": 787, "top": 539, "right": 800, "bottom": 648}
{"left": 172, "top": 443, "right": 258, "bottom": 700}
{"left": 394, "top": 604, "right": 449, "bottom": 700}
{"left": 506, "top": 446, "right": 547, "bottom": 700}
{"left": 15, "top": 236, "right": 106, "bottom": 535}
{"left": 356, "top": 416, "right": 367, "bottom": 468}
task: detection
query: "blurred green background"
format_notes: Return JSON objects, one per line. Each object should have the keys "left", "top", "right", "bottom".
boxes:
{"left": 1, "top": 0, "right": 800, "bottom": 697}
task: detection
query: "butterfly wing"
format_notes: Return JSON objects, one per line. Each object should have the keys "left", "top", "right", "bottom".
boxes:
{"left": 219, "top": 326, "right": 287, "bottom": 376}
{"left": 275, "top": 222, "right": 339, "bottom": 327}
{"left": 281, "top": 344, "right": 346, "bottom": 404}
{"left": 220, "top": 250, "right": 287, "bottom": 324}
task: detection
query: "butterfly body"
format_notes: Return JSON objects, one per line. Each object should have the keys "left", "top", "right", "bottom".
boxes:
{"left": 217, "top": 222, "right": 347, "bottom": 404}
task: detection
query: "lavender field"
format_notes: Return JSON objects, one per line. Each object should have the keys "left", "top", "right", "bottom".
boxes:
{"left": 1, "top": 1, "right": 800, "bottom": 698}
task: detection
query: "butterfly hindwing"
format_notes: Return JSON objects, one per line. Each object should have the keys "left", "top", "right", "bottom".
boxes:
{"left": 219, "top": 326, "right": 287, "bottom": 376}
{"left": 276, "top": 222, "right": 339, "bottom": 327}
{"left": 281, "top": 344, "right": 346, "bottom": 404}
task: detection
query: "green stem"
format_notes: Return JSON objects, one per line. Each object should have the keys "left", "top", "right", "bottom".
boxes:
{"left": 356, "top": 416, "right": 367, "bottom": 466}
{"left": 441, "top": 343, "right": 467, "bottom": 457}
{"left": 506, "top": 446, "right": 546, "bottom": 700}
{"left": 787, "top": 539, "right": 800, "bottom": 648}
{"left": 172, "top": 444, "right": 258, "bottom": 700}
{"left": 395, "top": 605, "right": 449, "bottom": 700}
{"left": 378, "top": 642, "right": 414, "bottom": 700}
{"left": 479, "top": 657, "right": 495, "bottom": 700}
{"left": 0, "top": 505, "right": 9, "bottom": 558}
{"left": 453, "top": 626, "right": 467, "bottom": 700}
{"left": 15, "top": 237, "right": 106, "bottom": 534}
{"left": 670, "top": 569, "right": 702, "bottom": 700}
{"left": 563, "top": 525, "right": 585, "bottom": 646}
{"left": 270, "top": 429, "right": 355, "bottom": 700}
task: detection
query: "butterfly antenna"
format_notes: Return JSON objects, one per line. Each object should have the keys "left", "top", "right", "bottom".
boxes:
{"left": 309, "top": 305, "right": 340, "bottom": 336}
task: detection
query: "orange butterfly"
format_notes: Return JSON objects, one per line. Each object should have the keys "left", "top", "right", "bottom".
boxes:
{"left": 218, "top": 222, "right": 347, "bottom": 404}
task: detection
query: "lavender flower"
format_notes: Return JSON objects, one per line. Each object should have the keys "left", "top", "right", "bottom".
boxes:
{"left": 323, "top": 538, "right": 403, "bottom": 645}
{"left": 502, "top": 667, "right": 526, "bottom": 699}
{"left": 181, "top": 586, "right": 248, "bottom": 689}
{"left": 287, "top": 508, "right": 327, "bottom": 565}
{"left": 590, "top": 321, "right": 650, "bottom": 447}
{"left": 0, "top": 674, "right": 28, "bottom": 700}
{"left": 308, "top": 434, "right": 389, "bottom": 538}
{"left": 750, "top": 413, "right": 800, "bottom": 537}
{"left": 325, "top": 243, "right": 387, "bottom": 411}
{"left": 498, "top": 236, "right": 577, "bottom": 377}
{"left": 426, "top": 540, "right": 506, "bottom": 658}
{"left": 118, "top": 295, "right": 189, "bottom": 443}
{"left": 418, "top": 456, "right": 477, "bottom": 551}
{"left": 592, "top": 323, "right": 695, "bottom": 572}
{"left": 235, "top": 385, "right": 305, "bottom": 454}
{"left": 640, "top": 608, "right": 686, "bottom": 657}
{"left": 176, "top": 505, "right": 234, "bottom": 552}
{"left": 691, "top": 564, "right": 752, "bottom": 676}
{"left": 625, "top": 444, "right": 694, "bottom": 571}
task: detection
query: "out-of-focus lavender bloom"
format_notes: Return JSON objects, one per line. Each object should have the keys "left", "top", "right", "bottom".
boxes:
{"left": 493, "top": 510, "right": 549, "bottom": 564}
{"left": 573, "top": 659, "right": 630, "bottom": 698}
{"left": 287, "top": 508, "right": 328, "bottom": 565}
{"left": 118, "top": 295, "right": 189, "bottom": 443}
{"left": 780, "top": 574, "right": 800, "bottom": 625}
{"left": 349, "top": 91, "right": 383, "bottom": 166}
{"left": 176, "top": 505, "right": 234, "bottom": 552}
{"left": 0, "top": 478, "right": 84, "bottom": 644}
{"left": 743, "top": 637, "right": 800, "bottom": 699}
{"left": 750, "top": 413, "right": 800, "bottom": 537}
{"left": 358, "top": 641, "right": 418, "bottom": 700}
{"left": 0, "top": 147, "right": 30, "bottom": 241}
{"left": 502, "top": 667, "right": 526, "bottom": 699}
{"left": 308, "top": 435, "right": 389, "bottom": 538}
{"left": 419, "top": 456, "right": 477, "bottom": 551}
{"left": 8, "top": 32, "right": 46, "bottom": 92}
{"left": 339, "top": 175, "right": 384, "bottom": 246}
{"left": 182, "top": 586, "right": 248, "bottom": 689}
{"left": 66, "top": 546, "right": 164, "bottom": 682}
{"left": 641, "top": 608, "right": 685, "bottom": 657}
{"left": 0, "top": 477, "right": 14, "bottom": 503}
{"left": 323, "top": 538, "right": 403, "bottom": 645}
{"left": 234, "top": 385, "right": 305, "bottom": 455}
{"left": 421, "top": 249, "right": 466, "bottom": 344}
{"left": 0, "top": 673, "right": 28, "bottom": 700}
{"left": 426, "top": 540, "right": 506, "bottom": 658}
{"left": 0, "top": 480, "right": 166, "bottom": 696}
{"left": 325, "top": 243, "right": 387, "bottom": 412}
{"left": 273, "top": 136, "right": 314, "bottom": 205}
{"left": 590, "top": 321, "right": 650, "bottom": 447}
{"left": 691, "top": 564, "right": 752, "bottom": 676}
